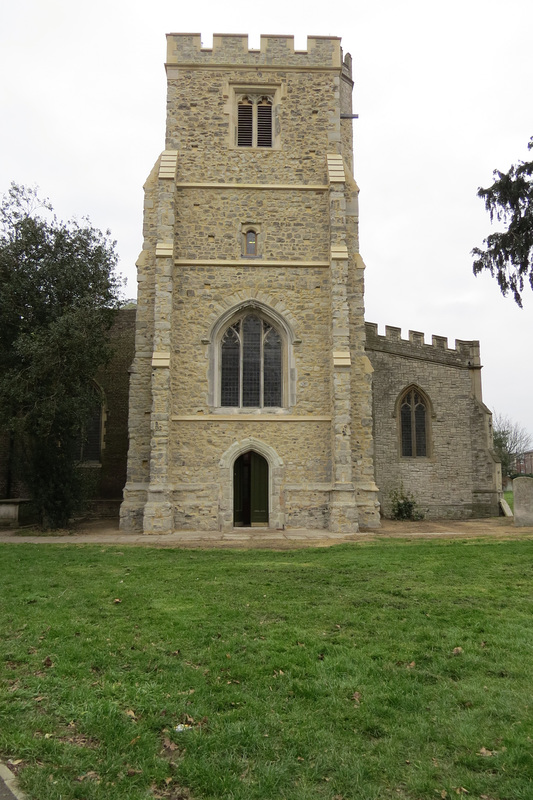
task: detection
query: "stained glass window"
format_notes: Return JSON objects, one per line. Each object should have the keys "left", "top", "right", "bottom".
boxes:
{"left": 400, "top": 388, "right": 428, "bottom": 457}
{"left": 220, "top": 314, "right": 282, "bottom": 407}
{"left": 221, "top": 326, "right": 240, "bottom": 406}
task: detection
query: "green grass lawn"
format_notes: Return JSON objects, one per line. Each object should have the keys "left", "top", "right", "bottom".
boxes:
{"left": 1, "top": 539, "right": 533, "bottom": 800}
{"left": 504, "top": 490, "right": 514, "bottom": 513}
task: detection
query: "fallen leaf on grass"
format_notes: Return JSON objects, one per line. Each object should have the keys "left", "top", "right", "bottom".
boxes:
{"left": 43, "top": 656, "right": 53, "bottom": 668}
{"left": 162, "top": 737, "right": 179, "bottom": 751}
{"left": 125, "top": 709, "right": 137, "bottom": 720}
{"left": 477, "top": 746, "right": 495, "bottom": 757}
{"left": 351, "top": 691, "right": 362, "bottom": 705}
{"left": 452, "top": 647, "right": 463, "bottom": 656}
{"left": 151, "top": 780, "right": 191, "bottom": 799}
{"left": 453, "top": 788, "right": 469, "bottom": 795}
{"left": 76, "top": 771, "right": 101, "bottom": 783}
{"left": 127, "top": 767, "right": 143, "bottom": 776}
{"left": 113, "top": 598, "right": 122, "bottom": 604}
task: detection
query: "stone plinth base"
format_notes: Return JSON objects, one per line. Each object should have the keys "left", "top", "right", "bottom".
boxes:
{"left": 329, "top": 486, "right": 359, "bottom": 533}
{"left": 143, "top": 498, "right": 173, "bottom": 534}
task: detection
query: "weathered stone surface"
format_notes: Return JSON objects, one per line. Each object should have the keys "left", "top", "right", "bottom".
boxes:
{"left": 366, "top": 324, "right": 500, "bottom": 519}
{"left": 513, "top": 477, "right": 533, "bottom": 526}
{"left": 118, "top": 32, "right": 500, "bottom": 534}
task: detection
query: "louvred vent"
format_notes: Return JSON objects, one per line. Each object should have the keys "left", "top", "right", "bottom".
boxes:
{"left": 257, "top": 98, "right": 272, "bottom": 147}
{"left": 237, "top": 101, "right": 253, "bottom": 147}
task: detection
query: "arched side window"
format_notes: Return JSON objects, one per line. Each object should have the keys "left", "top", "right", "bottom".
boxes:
{"left": 241, "top": 223, "right": 262, "bottom": 258}
{"left": 245, "top": 230, "right": 258, "bottom": 255}
{"left": 399, "top": 386, "right": 429, "bottom": 457}
{"left": 221, "top": 313, "right": 282, "bottom": 407}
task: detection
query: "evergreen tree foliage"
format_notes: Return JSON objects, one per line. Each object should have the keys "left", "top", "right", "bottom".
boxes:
{"left": 0, "top": 184, "right": 122, "bottom": 527}
{"left": 473, "top": 137, "right": 533, "bottom": 306}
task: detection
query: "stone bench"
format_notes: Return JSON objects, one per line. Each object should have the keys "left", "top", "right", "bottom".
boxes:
{"left": 0, "top": 499, "right": 37, "bottom": 528}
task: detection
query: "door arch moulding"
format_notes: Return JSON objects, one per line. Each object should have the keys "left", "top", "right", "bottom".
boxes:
{"left": 218, "top": 437, "right": 284, "bottom": 531}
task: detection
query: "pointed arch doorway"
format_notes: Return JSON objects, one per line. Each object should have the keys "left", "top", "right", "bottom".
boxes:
{"left": 233, "top": 451, "right": 269, "bottom": 527}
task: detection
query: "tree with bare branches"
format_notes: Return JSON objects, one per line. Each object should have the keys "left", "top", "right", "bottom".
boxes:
{"left": 492, "top": 412, "right": 532, "bottom": 478}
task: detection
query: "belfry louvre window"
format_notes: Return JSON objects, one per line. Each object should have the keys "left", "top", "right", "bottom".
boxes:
{"left": 400, "top": 388, "right": 428, "bottom": 457}
{"left": 237, "top": 96, "right": 273, "bottom": 148}
{"left": 221, "top": 314, "right": 282, "bottom": 407}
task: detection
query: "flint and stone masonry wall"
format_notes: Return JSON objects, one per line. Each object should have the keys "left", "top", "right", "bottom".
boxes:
{"left": 366, "top": 324, "right": 500, "bottom": 518}
{"left": 118, "top": 33, "right": 501, "bottom": 533}
{"left": 120, "top": 33, "right": 381, "bottom": 533}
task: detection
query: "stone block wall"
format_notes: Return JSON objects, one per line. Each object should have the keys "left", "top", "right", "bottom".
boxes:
{"left": 366, "top": 323, "right": 500, "bottom": 518}
{"left": 120, "top": 32, "right": 381, "bottom": 533}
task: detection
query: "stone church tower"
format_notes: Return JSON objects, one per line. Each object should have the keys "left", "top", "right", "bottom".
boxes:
{"left": 120, "top": 33, "right": 382, "bottom": 533}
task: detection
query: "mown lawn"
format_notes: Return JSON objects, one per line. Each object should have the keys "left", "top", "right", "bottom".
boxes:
{"left": 1, "top": 538, "right": 533, "bottom": 800}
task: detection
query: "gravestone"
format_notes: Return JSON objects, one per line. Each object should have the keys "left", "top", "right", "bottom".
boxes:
{"left": 513, "top": 477, "right": 533, "bottom": 526}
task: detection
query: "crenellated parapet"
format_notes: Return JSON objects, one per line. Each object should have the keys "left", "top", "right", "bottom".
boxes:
{"left": 166, "top": 33, "right": 346, "bottom": 71}
{"left": 365, "top": 322, "right": 481, "bottom": 369}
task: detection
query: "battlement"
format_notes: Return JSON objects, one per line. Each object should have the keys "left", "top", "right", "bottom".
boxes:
{"left": 166, "top": 33, "right": 346, "bottom": 71}
{"left": 365, "top": 322, "right": 481, "bottom": 367}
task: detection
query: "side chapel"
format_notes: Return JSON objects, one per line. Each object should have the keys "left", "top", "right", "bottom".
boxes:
{"left": 119, "top": 33, "right": 500, "bottom": 534}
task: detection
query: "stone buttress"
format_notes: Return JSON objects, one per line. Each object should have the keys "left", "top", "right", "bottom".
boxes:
{"left": 120, "top": 33, "right": 382, "bottom": 533}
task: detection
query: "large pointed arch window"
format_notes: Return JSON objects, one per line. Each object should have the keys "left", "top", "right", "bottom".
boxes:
{"left": 221, "top": 313, "right": 282, "bottom": 407}
{"left": 400, "top": 387, "right": 429, "bottom": 457}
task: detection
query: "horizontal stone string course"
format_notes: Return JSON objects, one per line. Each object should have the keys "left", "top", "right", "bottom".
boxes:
{"left": 174, "top": 183, "right": 329, "bottom": 190}
{"left": 173, "top": 260, "right": 330, "bottom": 268}
{"left": 171, "top": 415, "right": 332, "bottom": 421}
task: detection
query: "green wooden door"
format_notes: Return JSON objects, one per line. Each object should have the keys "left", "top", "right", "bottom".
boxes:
{"left": 250, "top": 451, "right": 268, "bottom": 526}
{"left": 233, "top": 451, "right": 268, "bottom": 527}
{"left": 233, "top": 456, "right": 244, "bottom": 526}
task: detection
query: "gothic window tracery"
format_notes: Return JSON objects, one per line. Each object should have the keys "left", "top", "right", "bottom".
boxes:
{"left": 220, "top": 313, "right": 282, "bottom": 407}
{"left": 399, "top": 386, "right": 429, "bottom": 457}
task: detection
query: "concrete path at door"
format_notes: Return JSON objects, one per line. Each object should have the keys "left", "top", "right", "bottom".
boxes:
{"left": 0, "top": 515, "right": 531, "bottom": 549}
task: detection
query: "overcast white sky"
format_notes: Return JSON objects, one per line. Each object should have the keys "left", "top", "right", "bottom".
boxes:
{"left": 1, "top": 0, "right": 532, "bottom": 437}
